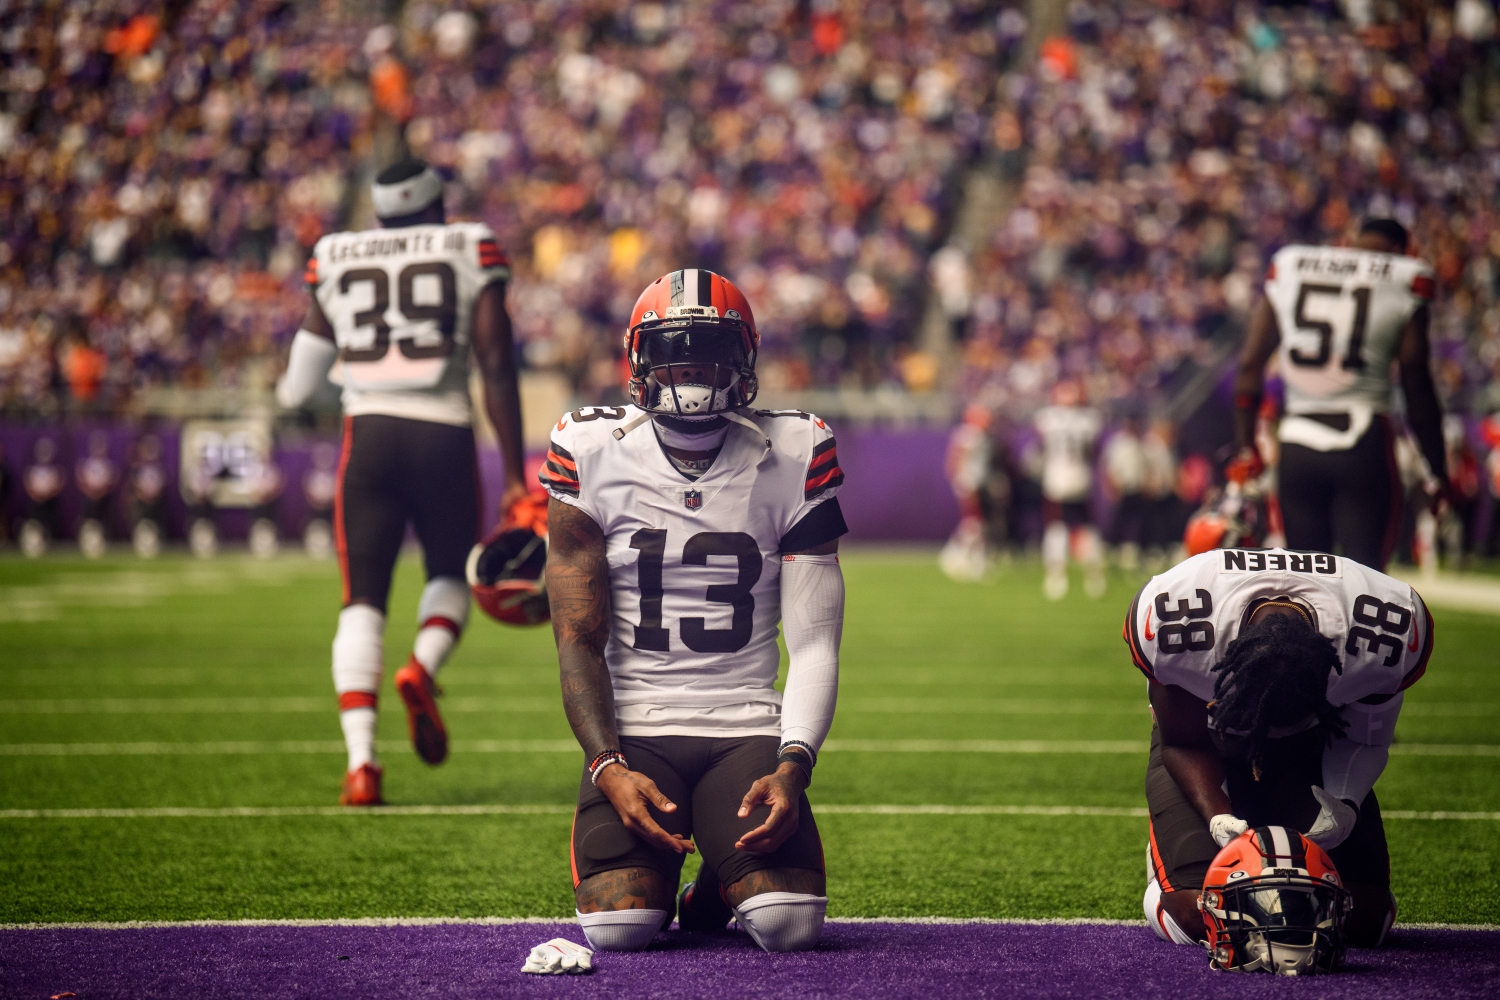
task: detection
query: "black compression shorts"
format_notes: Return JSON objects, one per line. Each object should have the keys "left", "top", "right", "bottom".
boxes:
{"left": 1278, "top": 415, "right": 1402, "bottom": 570}
{"left": 571, "top": 735, "right": 825, "bottom": 889}
{"left": 334, "top": 414, "right": 480, "bottom": 612}
{"left": 1145, "top": 725, "right": 1391, "bottom": 894}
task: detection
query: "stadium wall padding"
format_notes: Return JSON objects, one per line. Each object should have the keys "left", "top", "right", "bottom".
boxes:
{"left": 0, "top": 425, "right": 961, "bottom": 545}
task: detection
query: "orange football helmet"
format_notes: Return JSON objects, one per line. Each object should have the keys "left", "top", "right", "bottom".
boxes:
{"left": 1199, "top": 826, "right": 1351, "bottom": 976}
{"left": 1183, "top": 481, "right": 1269, "bottom": 557}
{"left": 624, "top": 269, "right": 759, "bottom": 416}
{"left": 466, "top": 491, "right": 550, "bottom": 626}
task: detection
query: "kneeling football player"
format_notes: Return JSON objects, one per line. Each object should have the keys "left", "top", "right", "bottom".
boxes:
{"left": 543, "top": 269, "right": 845, "bottom": 953}
{"left": 1123, "top": 547, "right": 1433, "bottom": 950}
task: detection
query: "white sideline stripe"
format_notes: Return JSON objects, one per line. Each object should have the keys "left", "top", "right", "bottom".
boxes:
{"left": 2, "top": 804, "right": 1497, "bottom": 821}
{"left": 2, "top": 915, "right": 1494, "bottom": 932}
{"left": 2, "top": 739, "right": 1498, "bottom": 757}
{"left": 1391, "top": 570, "right": 1500, "bottom": 615}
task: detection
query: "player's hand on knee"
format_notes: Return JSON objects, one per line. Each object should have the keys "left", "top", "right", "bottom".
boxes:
{"left": 1305, "top": 786, "right": 1358, "bottom": 850}
{"left": 596, "top": 765, "right": 695, "bottom": 855}
{"left": 1209, "top": 813, "right": 1249, "bottom": 848}
{"left": 734, "top": 764, "right": 807, "bottom": 854}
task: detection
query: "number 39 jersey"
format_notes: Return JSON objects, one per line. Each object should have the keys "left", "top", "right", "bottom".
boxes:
{"left": 307, "top": 223, "right": 511, "bottom": 427}
{"left": 1123, "top": 548, "right": 1433, "bottom": 710}
{"left": 540, "top": 407, "right": 845, "bottom": 738}
{"left": 1264, "top": 245, "right": 1434, "bottom": 451}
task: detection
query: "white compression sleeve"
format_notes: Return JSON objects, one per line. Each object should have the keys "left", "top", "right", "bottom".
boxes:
{"left": 779, "top": 553, "right": 843, "bottom": 754}
{"left": 276, "top": 330, "right": 338, "bottom": 409}
{"left": 1322, "top": 694, "right": 1402, "bottom": 804}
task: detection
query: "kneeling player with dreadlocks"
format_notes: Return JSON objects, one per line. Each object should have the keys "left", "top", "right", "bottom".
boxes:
{"left": 1123, "top": 548, "right": 1433, "bottom": 951}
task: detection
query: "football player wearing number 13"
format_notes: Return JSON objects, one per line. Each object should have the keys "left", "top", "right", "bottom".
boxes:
{"left": 541, "top": 269, "right": 847, "bottom": 954}
{"left": 1124, "top": 546, "right": 1434, "bottom": 955}
{"left": 276, "top": 160, "right": 528, "bottom": 805}
{"left": 1230, "top": 218, "right": 1449, "bottom": 570}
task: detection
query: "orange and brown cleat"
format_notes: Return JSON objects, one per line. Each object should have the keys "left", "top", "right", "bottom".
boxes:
{"left": 340, "top": 763, "right": 384, "bottom": 806}
{"left": 394, "top": 658, "right": 449, "bottom": 765}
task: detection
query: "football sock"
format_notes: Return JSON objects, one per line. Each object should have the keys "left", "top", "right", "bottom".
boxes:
{"left": 413, "top": 577, "right": 470, "bottom": 678}
{"left": 575, "top": 909, "right": 666, "bottom": 952}
{"left": 1142, "top": 878, "right": 1197, "bottom": 946}
{"left": 339, "top": 704, "right": 379, "bottom": 770}
{"left": 732, "top": 892, "right": 827, "bottom": 952}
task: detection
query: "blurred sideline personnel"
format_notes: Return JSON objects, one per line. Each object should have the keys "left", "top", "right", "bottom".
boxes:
{"left": 1035, "top": 380, "right": 1104, "bottom": 600}
{"left": 277, "top": 159, "right": 527, "bottom": 805}
{"left": 543, "top": 269, "right": 845, "bottom": 954}
{"left": 1232, "top": 218, "right": 1448, "bottom": 569}
{"left": 1124, "top": 547, "right": 1433, "bottom": 951}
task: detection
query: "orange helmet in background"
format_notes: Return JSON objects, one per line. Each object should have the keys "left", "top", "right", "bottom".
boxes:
{"left": 1199, "top": 826, "right": 1351, "bottom": 976}
{"left": 624, "top": 269, "right": 760, "bottom": 416}
{"left": 467, "top": 491, "right": 550, "bottom": 626}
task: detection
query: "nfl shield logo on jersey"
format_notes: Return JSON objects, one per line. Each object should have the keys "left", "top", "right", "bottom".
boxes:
{"left": 684, "top": 489, "right": 702, "bottom": 510}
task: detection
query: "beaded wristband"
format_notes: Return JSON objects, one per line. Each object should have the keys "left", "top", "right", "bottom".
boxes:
{"left": 777, "top": 740, "right": 817, "bottom": 768}
{"left": 589, "top": 751, "right": 628, "bottom": 786}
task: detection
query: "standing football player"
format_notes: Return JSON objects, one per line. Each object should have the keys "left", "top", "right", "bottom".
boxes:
{"left": 1231, "top": 218, "right": 1448, "bottom": 569}
{"left": 276, "top": 159, "right": 527, "bottom": 806}
{"left": 542, "top": 269, "right": 845, "bottom": 954}
{"left": 1124, "top": 546, "right": 1432, "bottom": 950}
{"left": 1035, "top": 380, "right": 1104, "bottom": 600}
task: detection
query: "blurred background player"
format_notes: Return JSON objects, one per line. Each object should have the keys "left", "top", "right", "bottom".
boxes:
{"left": 940, "top": 405, "right": 994, "bottom": 581}
{"left": 543, "top": 269, "right": 844, "bottom": 954}
{"left": 247, "top": 455, "right": 285, "bottom": 559}
{"left": 277, "top": 159, "right": 525, "bottom": 806}
{"left": 1034, "top": 380, "right": 1103, "bottom": 600}
{"left": 75, "top": 431, "right": 118, "bottom": 559}
{"left": 20, "top": 437, "right": 64, "bottom": 558}
{"left": 1125, "top": 547, "right": 1432, "bottom": 952}
{"left": 128, "top": 435, "right": 167, "bottom": 559}
{"left": 1102, "top": 414, "right": 1147, "bottom": 573}
{"left": 302, "top": 443, "right": 338, "bottom": 559}
{"left": 1232, "top": 218, "right": 1448, "bottom": 571}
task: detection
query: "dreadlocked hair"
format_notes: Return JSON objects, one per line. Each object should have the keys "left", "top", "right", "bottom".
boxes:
{"left": 1209, "top": 612, "right": 1347, "bottom": 780}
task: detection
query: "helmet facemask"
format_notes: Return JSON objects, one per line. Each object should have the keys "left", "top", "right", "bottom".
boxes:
{"left": 627, "top": 314, "right": 758, "bottom": 417}
{"left": 1202, "top": 874, "right": 1350, "bottom": 976}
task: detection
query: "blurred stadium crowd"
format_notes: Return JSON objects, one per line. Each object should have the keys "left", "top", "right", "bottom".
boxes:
{"left": 3, "top": 0, "right": 1500, "bottom": 561}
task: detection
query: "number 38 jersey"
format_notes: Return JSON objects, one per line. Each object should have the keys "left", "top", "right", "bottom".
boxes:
{"left": 1124, "top": 549, "right": 1433, "bottom": 711}
{"left": 540, "top": 407, "right": 846, "bottom": 738}
{"left": 307, "top": 223, "right": 511, "bottom": 427}
{"left": 1264, "top": 245, "right": 1434, "bottom": 451}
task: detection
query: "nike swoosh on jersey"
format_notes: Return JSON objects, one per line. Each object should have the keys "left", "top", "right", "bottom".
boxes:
{"left": 1143, "top": 605, "right": 1155, "bottom": 641}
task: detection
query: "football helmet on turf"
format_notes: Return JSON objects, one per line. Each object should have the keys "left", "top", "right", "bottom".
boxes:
{"left": 1199, "top": 825, "right": 1351, "bottom": 976}
{"left": 624, "top": 269, "right": 759, "bottom": 416}
{"left": 467, "top": 491, "right": 550, "bottom": 625}
{"left": 1184, "top": 479, "right": 1270, "bottom": 557}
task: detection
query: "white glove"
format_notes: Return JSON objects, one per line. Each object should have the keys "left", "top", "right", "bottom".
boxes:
{"left": 1305, "top": 786, "right": 1358, "bottom": 851}
{"left": 521, "top": 938, "right": 594, "bottom": 975}
{"left": 1209, "top": 813, "right": 1249, "bottom": 848}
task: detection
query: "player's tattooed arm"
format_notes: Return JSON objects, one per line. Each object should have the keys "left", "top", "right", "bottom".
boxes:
{"left": 1150, "top": 680, "right": 1234, "bottom": 822}
{"left": 1232, "top": 297, "right": 1280, "bottom": 451}
{"left": 547, "top": 499, "right": 618, "bottom": 762}
{"left": 473, "top": 283, "right": 527, "bottom": 512}
{"left": 547, "top": 499, "right": 694, "bottom": 857}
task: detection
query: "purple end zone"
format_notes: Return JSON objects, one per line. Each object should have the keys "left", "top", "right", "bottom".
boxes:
{"left": 2, "top": 921, "right": 1497, "bottom": 1000}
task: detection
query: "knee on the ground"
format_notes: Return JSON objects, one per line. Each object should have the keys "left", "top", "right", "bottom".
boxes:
{"left": 733, "top": 892, "right": 828, "bottom": 952}
{"left": 575, "top": 908, "right": 670, "bottom": 951}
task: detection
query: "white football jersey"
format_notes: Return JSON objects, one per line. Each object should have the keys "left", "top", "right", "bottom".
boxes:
{"left": 540, "top": 406, "right": 844, "bottom": 738}
{"left": 1264, "top": 245, "right": 1435, "bottom": 451}
{"left": 308, "top": 222, "right": 511, "bottom": 427}
{"left": 1124, "top": 548, "right": 1433, "bottom": 711}
{"left": 1035, "top": 405, "right": 1101, "bottom": 502}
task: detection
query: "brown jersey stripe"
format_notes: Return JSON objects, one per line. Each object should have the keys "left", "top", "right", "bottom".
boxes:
{"left": 1399, "top": 603, "right": 1435, "bottom": 691}
{"left": 803, "top": 467, "right": 844, "bottom": 500}
{"left": 546, "top": 449, "right": 577, "bottom": 472}
{"left": 1123, "top": 590, "right": 1156, "bottom": 681}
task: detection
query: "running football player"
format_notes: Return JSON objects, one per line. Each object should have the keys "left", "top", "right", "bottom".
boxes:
{"left": 1231, "top": 218, "right": 1448, "bottom": 569}
{"left": 542, "top": 269, "right": 846, "bottom": 954}
{"left": 276, "top": 159, "right": 527, "bottom": 805}
{"left": 1123, "top": 546, "right": 1433, "bottom": 950}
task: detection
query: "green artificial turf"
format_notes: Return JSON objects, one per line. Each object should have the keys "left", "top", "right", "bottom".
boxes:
{"left": 0, "top": 549, "right": 1496, "bottom": 924}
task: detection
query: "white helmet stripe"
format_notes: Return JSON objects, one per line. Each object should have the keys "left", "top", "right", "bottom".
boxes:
{"left": 683, "top": 268, "right": 700, "bottom": 307}
{"left": 1268, "top": 825, "right": 1293, "bottom": 861}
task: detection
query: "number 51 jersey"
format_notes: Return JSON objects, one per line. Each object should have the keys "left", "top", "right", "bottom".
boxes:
{"left": 1123, "top": 548, "right": 1433, "bottom": 709}
{"left": 307, "top": 223, "right": 511, "bottom": 427}
{"left": 540, "top": 407, "right": 845, "bottom": 738}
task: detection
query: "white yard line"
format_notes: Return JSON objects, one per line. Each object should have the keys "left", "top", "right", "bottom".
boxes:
{"left": 2, "top": 739, "right": 1496, "bottom": 757}
{"left": 1, "top": 803, "right": 1496, "bottom": 821}
{"left": 1391, "top": 570, "right": 1500, "bottom": 616}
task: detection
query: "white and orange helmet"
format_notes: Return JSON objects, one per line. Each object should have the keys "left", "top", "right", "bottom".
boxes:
{"left": 466, "top": 492, "right": 550, "bottom": 626}
{"left": 624, "top": 269, "right": 760, "bottom": 416}
{"left": 1199, "top": 826, "right": 1352, "bottom": 976}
